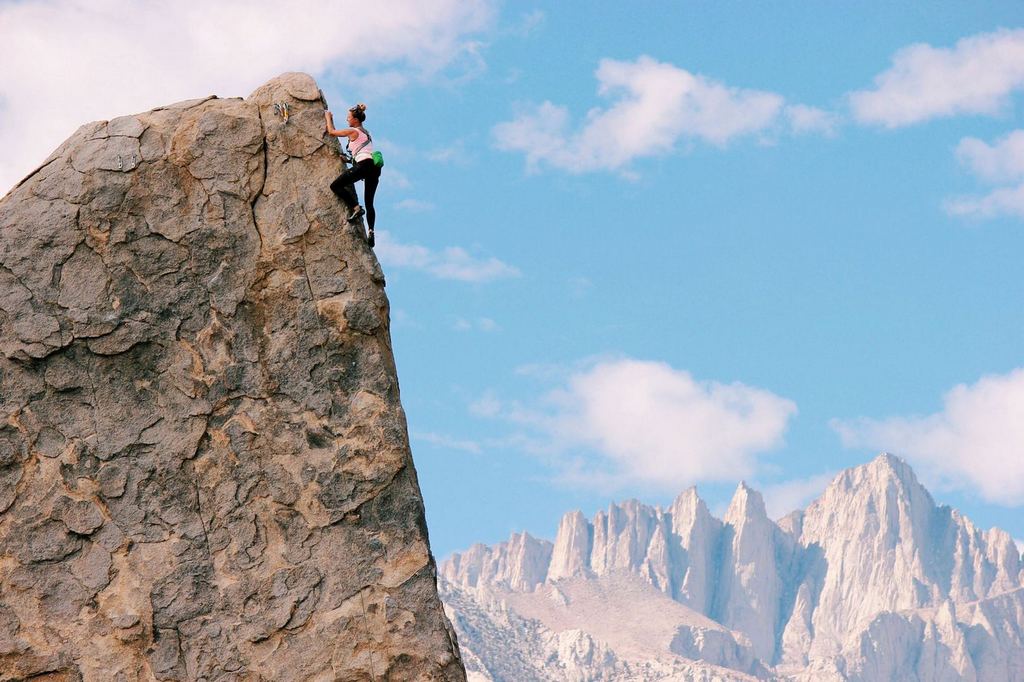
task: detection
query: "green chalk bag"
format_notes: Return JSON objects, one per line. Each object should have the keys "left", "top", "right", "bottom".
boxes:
{"left": 372, "top": 150, "right": 384, "bottom": 168}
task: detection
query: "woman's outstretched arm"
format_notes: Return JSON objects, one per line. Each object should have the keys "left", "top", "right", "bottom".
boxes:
{"left": 324, "top": 111, "right": 355, "bottom": 139}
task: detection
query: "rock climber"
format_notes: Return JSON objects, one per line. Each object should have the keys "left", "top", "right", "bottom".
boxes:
{"left": 325, "top": 103, "right": 380, "bottom": 247}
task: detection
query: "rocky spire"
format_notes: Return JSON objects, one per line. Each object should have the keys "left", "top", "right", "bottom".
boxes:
{"left": 798, "top": 453, "right": 943, "bottom": 654}
{"left": 590, "top": 499, "right": 660, "bottom": 575}
{"left": 0, "top": 73, "right": 464, "bottom": 681}
{"left": 715, "top": 482, "right": 781, "bottom": 663}
{"left": 443, "top": 532, "right": 553, "bottom": 592}
{"left": 548, "top": 510, "right": 593, "bottom": 581}
{"left": 668, "top": 486, "right": 721, "bottom": 612}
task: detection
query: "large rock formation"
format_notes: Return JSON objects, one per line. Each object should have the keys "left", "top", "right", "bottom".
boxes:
{"left": 0, "top": 73, "right": 464, "bottom": 681}
{"left": 441, "top": 454, "right": 1024, "bottom": 681}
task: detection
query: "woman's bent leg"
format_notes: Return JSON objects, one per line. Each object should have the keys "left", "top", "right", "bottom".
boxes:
{"left": 330, "top": 166, "right": 363, "bottom": 208}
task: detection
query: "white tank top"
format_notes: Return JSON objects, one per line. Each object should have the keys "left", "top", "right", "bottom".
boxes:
{"left": 350, "top": 127, "right": 374, "bottom": 162}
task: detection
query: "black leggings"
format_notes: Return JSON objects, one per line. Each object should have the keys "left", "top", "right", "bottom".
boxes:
{"left": 330, "top": 159, "right": 381, "bottom": 229}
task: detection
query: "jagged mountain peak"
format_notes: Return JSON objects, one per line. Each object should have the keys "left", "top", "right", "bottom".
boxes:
{"left": 671, "top": 485, "right": 701, "bottom": 505}
{"left": 802, "top": 452, "right": 936, "bottom": 550}
{"left": 806, "top": 452, "right": 934, "bottom": 528}
{"left": 724, "top": 480, "right": 768, "bottom": 525}
{"left": 669, "top": 485, "right": 712, "bottom": 521}
{"left": 865, "top": 451, "right": 919, "bottom": 482}
{"left": 842, "top": 451, "right": 923, "bottom": 492}
{"left": 597, "top": 496, "right": 649, "bottom": 520}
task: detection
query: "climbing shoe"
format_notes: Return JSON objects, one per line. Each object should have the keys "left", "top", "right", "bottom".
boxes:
{"left": 349, "top": 205, "right": 365, "bottom": 222}
{"left": 367, "top": 228, "right": 375, "bottom": 248}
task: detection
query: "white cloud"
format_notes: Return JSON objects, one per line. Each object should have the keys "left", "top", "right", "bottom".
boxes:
{"left": 425, "top": 140, "right": 473, "bottom": 165}
{"left": 509, "top": 9, "right": 545, "bottom": 38}
{"left": 426, "top": 147, "right": 461, "bottom": 163}
{"left": 386, "top": 169, "right": 413, "bottom": 190}
{"left": 395, "top": 198, "right": 436, "bottom": 212}
{"left": 849, "top": 28, "right": 1024, "bottom": 127}
{"left": 945, "top": 130, "right": 1024, "bottom": 220}
{"left": 0, "top": 0, "right": 495, "bottom": 193}
{"left": 760, "top": 472, "right": 836, "bottom": 520}
{"left": 414, "top": 431, "right": 482, "bottom": 455}
{"left": 944, "top": 182, "right": 1024, "bottom": 219}
{"left": 470, "top": 391, "right": 503, "bottom": 418}
{"left": 493, "top": 56, "right": 788, "bottom": 173}
{"left": 786, "top": 104, "right": 839, "bottom": 136}
{"left": 956, "top": 130, "right": 1024, "bottom": 183}
{"left": 390, "top": 308, "right": 416, "bottom": 329}
{"left": 453, "top": 317, "right": 499, "bottom": 332}
{"left": 833, "top": 368, "right": 1024, "bottom": 505}
{"left": 374, "top": 230, "right": 520, "bottom": 282}
{"left": 510, "top": 358, "right": 797, "bottom": 490}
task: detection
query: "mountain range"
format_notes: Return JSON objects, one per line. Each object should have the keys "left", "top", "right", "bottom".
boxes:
{"left": 440, "top": 454, "right": 1024, "bottom": 681}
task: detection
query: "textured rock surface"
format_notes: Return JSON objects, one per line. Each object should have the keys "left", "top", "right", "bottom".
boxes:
{"left": 441, "top": 454, "right": 1024, "bottom": 681}
{"left": 0, "top": 73, "right": 464, "bottom": 681}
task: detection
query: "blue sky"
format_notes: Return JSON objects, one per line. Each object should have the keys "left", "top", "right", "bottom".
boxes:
{"left": 3, "top": 2, "right": 1024, "bottom": 558}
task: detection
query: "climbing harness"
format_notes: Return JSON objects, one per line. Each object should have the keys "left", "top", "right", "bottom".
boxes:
{"left": 347, "top": 128, "right": 384, "bottom": 168}
{"left": 350, "top": 127, "right": 372, "bottom": 159}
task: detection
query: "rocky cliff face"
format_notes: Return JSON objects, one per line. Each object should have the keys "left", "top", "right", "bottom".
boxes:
{"left": 0, "top": 73, "right": 464, "bottom": 681}
{"left": 441, "top": 454, "right": 1024, "bottom": 681}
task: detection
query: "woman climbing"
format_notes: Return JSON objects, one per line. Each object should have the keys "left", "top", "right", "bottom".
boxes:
{"left": 325, "top": 103, "right": 380, "bottom": 247}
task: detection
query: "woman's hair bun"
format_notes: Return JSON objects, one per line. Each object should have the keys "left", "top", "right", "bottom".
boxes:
{"left": 349, "top": 103, "right": 367, "bottom": 122}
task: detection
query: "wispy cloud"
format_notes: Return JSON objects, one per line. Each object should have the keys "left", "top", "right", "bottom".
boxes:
{"left": 849, "top": 28, "right": 1024, "bottom": 127}
{"left": 493, "top": 56, "right": 801, "bottom": 173}
{"left": 945, "top": 129, "right": 1024, "bottom": 219}
{"left": 832, "top": 368, "right": 1024, "bottom": 506}
{"left": 425, "top": 139, "right": 473, "bottom": 165}
{"left": 395, "top": 198, "right": 436, "bottom": 212}
{"left": 760, "top": 472, "right": 836, "bottom": 520}
{"left": 956, "top": 130, "right": 1024, "bottom": 182}
{"left": 386, "top": 169, "right": 413, "bottom": 190}
{"left": 481, "top": 357, "right": 797, "bottom": 491}
{"left": 509, "top": 9, "right": 545, "bottom": 38}
{"left": 454, "top": 317, "right": 499, "bottom": 332}
{"left": 945, "top": 183, "right": 1024, "bottom": 219}
{"left": 469, "top": 391, "right": 503, "bottom": 418}
{"left": 785, "top": 104, "right": 840, "bottom": 136}
{"left": 374, "top": 230, "right": 520, "bottom": 283}
{"left": 414, "top": 431, "right": 482, "bottom": 455}
{"left": 0, "top": 0, "right": 496, "bottom": 193}
{"left": 390, "top": 308, "right": 417, "bottom": 330}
